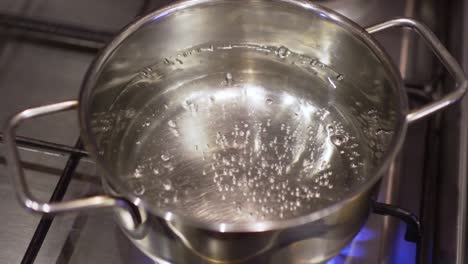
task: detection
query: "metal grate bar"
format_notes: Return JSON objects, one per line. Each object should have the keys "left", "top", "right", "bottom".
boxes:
{"left": 0, "top": 13, "right": 113, "bottom": 50}
{"left": 2, "top": 1, "right": 149, "bottom": 263}
{"left": 20, "top": 140, "right": 84, "bottom": 264}
{"left": 0, "top": 133, "right": 88, "bottom": 157}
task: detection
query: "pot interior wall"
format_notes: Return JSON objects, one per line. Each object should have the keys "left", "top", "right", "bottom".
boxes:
{"left": 85, "top": 0, "right": 402, "bottom": 223}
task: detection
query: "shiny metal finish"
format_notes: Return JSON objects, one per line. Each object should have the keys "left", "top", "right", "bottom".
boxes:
{"left": 110, "top": 184, "right": 372, "bottom": 263}
{"left": 78, "top": 1, "right": 407, "bottom": 261}
{"left": 3, "top": 0, "right": 466, "bottom": 263}
{"left": 366, "top": 18, "right": 468, "bottom": 123}
{"left": 437, "top": 1, "right": 468, "bottom": 262}
{"left": 3, "top": 100, "right": 141, "bottom": 229}
{"left": 455, "top": 3, "right": 468, "bottom": 262}
{"left": 97, "top": 41, "right": 388, "bottom": 225}
{"left": 81, "top": 0, "right": 406, "bottom": 232}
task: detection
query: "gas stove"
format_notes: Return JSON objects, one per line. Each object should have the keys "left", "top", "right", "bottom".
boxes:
{"left": 0, "top": 0, "right": 466, "bottom": 263}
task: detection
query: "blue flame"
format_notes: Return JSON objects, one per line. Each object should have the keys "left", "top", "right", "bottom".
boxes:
{"left": 391, "top": 222, "right": 416, "bottom": 263}
{"left": 354, "top": 227, "right": 377, "bottom": 242}
{"left": 327, "top": 222, "right": 416, "bottom": 263}
{"left": 325, "top": 227, "right": 375, "bottom": 263}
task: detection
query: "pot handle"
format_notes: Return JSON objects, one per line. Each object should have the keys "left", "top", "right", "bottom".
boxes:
{"left": 3, "top": 100, "right": 140, "bottom": 224}
{"left": 366, "top": 18, "right": 468, "bottom": 123}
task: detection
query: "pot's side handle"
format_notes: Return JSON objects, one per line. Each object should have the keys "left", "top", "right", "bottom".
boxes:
{"left": 366, "top": 18, "right": 468, "bottom": 123}
{"left": 3, "top": 100, "right": 141, "bottom": 226}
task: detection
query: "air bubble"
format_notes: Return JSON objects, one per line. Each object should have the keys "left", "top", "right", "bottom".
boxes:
{"left": 161, "top": 153, "right": 171, "bottom": 161}
{"left": 134, "top": 184, "right": 145, "bottom": 195}
{"left": 368, "top": 110, "right": 379, "bottom": 119}
{"left": 163, "top": 181, "right": 172, "bottom": 191}
{"left": 276, "top": 46, "right": 290, "bottom": 58}
{"left": 266, "top": 98, "right": 273, "bottom": 105}
{"left": 225, "top": 72, "right": 233, "bottom": 85}
{"left": 330, "top": 134, "right": 348, "bottom": 146}
{"left": 168, "top": 120, "right": 177, "bottom": 128}
{"left": 134, "top": 167, "right": 143, "bottom": 178}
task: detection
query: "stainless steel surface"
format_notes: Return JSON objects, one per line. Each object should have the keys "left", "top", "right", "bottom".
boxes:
{"left": 366, "top": 18, "right": 467, "bottom": 123}
{"left": 436, "top": 0, "right": 468, "bottom": 263}
{"left": 7, "top": 0, "right": 466, "bottom": 262}
{"left": 4, "top": 100, "right": 133, "bottom": 216}
{"left": 6, "top": 0, "right": 411, "bottom": 262}
{"left": 458, "top": 2, "right": 468, "bottom": 262}
{"left": 95, "top": 41, "right": 385, "bottom": 224}
{"left": 457, "top": 72, "right": 468, "bottom": 264}
{"left": 0, "top": 0, "right": 142, "bottom": 263}
{"left": 1, "top": 0, "right": 465, "bottom": 263}
{"left": 82, "top": 0, "right": 407, "bottom": 225}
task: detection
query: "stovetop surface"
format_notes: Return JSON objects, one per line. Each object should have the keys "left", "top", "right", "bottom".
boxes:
{"left": 0, "top": 0, "right": 465, "bottom": 263}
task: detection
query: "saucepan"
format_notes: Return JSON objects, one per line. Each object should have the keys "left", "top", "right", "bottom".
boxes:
{"left": 4, "top": 0, "right": 466, "bottom": 263}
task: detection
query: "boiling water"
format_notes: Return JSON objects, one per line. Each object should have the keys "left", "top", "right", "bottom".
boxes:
{"left": 101, "top": 44, "right": 375, "bottom": 223}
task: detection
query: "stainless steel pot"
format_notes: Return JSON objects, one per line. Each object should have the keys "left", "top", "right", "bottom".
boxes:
{"left": 4, "top": 0, "right": 467, "bottom": 263}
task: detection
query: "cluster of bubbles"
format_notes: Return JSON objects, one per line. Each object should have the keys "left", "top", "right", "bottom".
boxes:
{"left": 92, "top": 43, "right": 395, "bottom": 223}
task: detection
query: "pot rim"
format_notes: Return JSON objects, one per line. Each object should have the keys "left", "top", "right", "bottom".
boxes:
{"left": 79, "top": 0, "right": 408, "bottom": 233}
